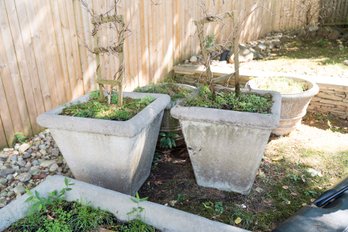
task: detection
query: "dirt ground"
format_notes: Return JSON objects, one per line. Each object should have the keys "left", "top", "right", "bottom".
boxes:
{"left": 139, "top": 114, "right": 348, "bottom": 231}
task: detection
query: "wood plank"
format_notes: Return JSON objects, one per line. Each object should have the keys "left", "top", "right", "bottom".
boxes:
{"left": 5, "top": 0, "right": 39, "bottom": 133}
{"left": 0, "top": 67, "right": 15, "bottom": 146}
{"left": 22, "top": 0, "right": 52, "bottom": 111}
{"left": 0, "top": 1, "right": 30, "bottom": 136}
{"left": 0, "top": 114, "right": 8, "bottom": 148}
{"left": 49, "top": 0, "right": 73, "bottom": 101}
{"left": 14, "top": 0, "right": 46, "bottom": 118}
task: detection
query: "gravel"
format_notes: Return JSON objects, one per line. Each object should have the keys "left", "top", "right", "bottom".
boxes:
{"left": 0, "top": 129, "right": 72, "bottom": 208}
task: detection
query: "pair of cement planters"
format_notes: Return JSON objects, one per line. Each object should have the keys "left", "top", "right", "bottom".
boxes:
{"left": 171, "top": 90, "right": 281, "bottom": 195}
{"left": 37, "top": 92, "right": 170, "bottom": 195}
{"left": 0, "top": 176, "right": 248, "bottom": 232}
{"left": 247, "top": 76, "right": 319, "bottom": 135}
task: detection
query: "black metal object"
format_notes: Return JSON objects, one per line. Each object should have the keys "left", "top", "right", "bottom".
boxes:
{"left": 273, "top": 178, "right": 348, "bottom": 232}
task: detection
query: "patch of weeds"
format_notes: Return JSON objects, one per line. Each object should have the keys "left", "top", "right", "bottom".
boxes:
{"left": 8, "top": 179, "right": 156, "bottom": 232}
{"left": 184, "top": 86, "right": 273, "bottom": 113}
{"left": 134, "top": 83, "right": 195, "bottom": 101}
{"left": 14, "top": 132, "right": 28, "bottom": 144}
{"left": 159, "top": 132, "right": 178, "bottom": 149}
{"left": 61, "top": 91, "right": 154, "bottom": 121}
{"left": 230, "top": 207, "right": 254, "bottom": 229}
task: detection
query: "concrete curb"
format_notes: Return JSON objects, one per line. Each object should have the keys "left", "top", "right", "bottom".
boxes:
{"left": 0, "top": 176, "right": 249, "bottom": 232}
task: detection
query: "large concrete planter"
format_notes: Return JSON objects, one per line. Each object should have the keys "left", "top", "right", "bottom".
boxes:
{"left": 37, "top": 92, "right": 170, "bottom": 195}
{"left": 246, "top": 76, "right": 319, "bottom": 135}
{"left": 0, "top": 175, "right": 248, "bottom": 232}
{"left": 171, "top": 90, "right": 281, "bottom": 195}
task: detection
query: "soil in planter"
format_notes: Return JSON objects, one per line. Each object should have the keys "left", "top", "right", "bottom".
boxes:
{"left": 252, "top": 77, "right": 308, "bottom": 94}
{"left": 134, "top": 83, "right": 194, "bottom": 101}
{"left": 6, "top": 200, "right": 158, "bottom": 232}
{"left": 60, "top": 91, "right": 154, "bottom": 121}
{"left": 183, "top": 86, "right": 273, "bottom": 113}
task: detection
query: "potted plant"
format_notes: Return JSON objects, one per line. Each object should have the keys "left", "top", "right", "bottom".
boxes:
{"left": 170, "top": 12, "right": 281, "bottom": 194}
{"left": 0, "top": 175, "right": 249, "bottom": 232}
{"left": 134, "top": 83, "right": 196, "bottom": 156}
{"left": 37, "top": 5, "right": 170, "bottom": 195}
{"left": 246, "top": 76, "right": 319, "bottom": 135}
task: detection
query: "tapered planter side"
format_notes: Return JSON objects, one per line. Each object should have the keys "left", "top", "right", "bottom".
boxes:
{"left": 37, "top": 92, "right": 170, "bottom": 195}
{"left": 171, "top": 90, "right": 281, "bottom": 195}
{"left": 246, "top": 77, "right": 319, "bottom": 135}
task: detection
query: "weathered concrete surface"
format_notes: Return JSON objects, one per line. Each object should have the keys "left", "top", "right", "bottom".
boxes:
{"left": 171, "top": 90, "right": 281, "bottom": 194}
{"left": 37, "top": 92, "right": 170, "bottom": 195}
{"left": 0, "top": 175, "right": 249, "bottom": 232}
{"left": 247, "top": 77, "right": 319, "bottom": 135}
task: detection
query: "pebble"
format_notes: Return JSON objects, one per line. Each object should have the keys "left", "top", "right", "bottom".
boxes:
{"left": 13, "top": 184, "right": 26, "bottom": 195}
{"left": 189, "top": 55, "right": 198, "bottom": 63}
{"left": 16, "top": 172, "right": 32, "bottom": 182}
{"left": 40, "top": 160, "right": 55, "bottom": 168}
{"left": 344, "top": 60, "right": 348, "bottom": 66}
{"left": 49, "top": 163, "right": 59, "bottom": 172}
{"left": 18, "top": 143, "right": 30, "bottom": 153}
{"left": 0, "top": 129, "right": 71, "bottom": 209}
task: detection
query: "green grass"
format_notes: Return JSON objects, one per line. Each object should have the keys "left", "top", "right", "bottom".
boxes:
{"left": 60, "top": 91, "right": 154, "bottom": 121}
{"left": 273, "top": 38, "right": 348, "bottom": 65}
{"left": 184, "top": 86, "right": 273, "bottom": 113}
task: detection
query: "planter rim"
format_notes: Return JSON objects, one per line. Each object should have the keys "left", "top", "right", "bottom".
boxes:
{"left": 170, "top": 90, "right": 281, "bottom": 129}
{"left": 0, "top": 175, "right": 248, "bottom": 232}
{"left": 246, "top": 76, "right": 320, "bottom": 99}
{"left": 37, "top": 92, "right": 170, "bottom": 138}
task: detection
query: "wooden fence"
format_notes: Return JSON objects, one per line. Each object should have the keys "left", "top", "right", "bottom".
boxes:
{"left": 0, "top": 0, "right": 323, "bottom": 148}
{"left": 321, "top": 0, "right": 348, "bottom": 25}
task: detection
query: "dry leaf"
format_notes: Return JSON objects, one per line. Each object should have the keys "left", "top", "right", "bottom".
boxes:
{"left": 235, "top": 217, "right": 242, "bottom": 224}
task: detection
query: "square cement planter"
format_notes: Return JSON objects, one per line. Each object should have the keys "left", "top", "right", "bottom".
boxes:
{"left": 0, "top": 175, "right": 249, "bottom": 232}
{"left": 171, "top": 90, "right": 281, "bottom": 195}
{"left": 37, "top": 92, "right": 170, "bottom": 195}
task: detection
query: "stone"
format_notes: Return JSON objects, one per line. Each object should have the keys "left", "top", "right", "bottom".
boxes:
{"left": 32, "top": 160, "right": 40, "bottom": 166}
{"left": 0, "top": 168, "right": 15, "bottom": 177}
{"left": 49, "top": 163, "right": 59, "bottom": 172}
{"left": 22, "top": 152, "right": 31, "bottom": 159}
{"left": 307, "top": 168, "right": 323, "bottom": 177}
{"left": 29, "top": 167, "right": 40, "bottom": 176}
{"left": 308, "top": 25, "right": 319, "bottom": 32}
{"left": 16, "top": 172, "right": 32, "bottom": 182}
{"left": 0, "top": 151, "right": 8, "bottom": 160}
{"left": 189, "top": 55, "right": 198, "bottom": 63}
{"left": 10, "top": 155, "right": 18, "bottom": 162}
{"left": 17, "top": 159, "right": 26, "bottom": 167}
{"left": 39, "top": 160, "right": 55, "bottom": 168}
{"left": 51, "top": 148, "right": 60, "bottom": 157}
{"left": 39, "top": 149, "right": 47, "bottom": 156}
{"left": 0, "top": 178, "right": 7, "bottom": 185}
{"left": 6, "top": 174, "right": 13, "bottom": 181}
{"left": 13, "top": 184, "right": 25, "bottom": 195}
{"left": 343, "top": 60, "right": 348, "bottom": 66}
{"left": 0, "top": 197, "right": 6, "bottom": 208}
{"left": 18, "top": 143, "right": 30, "bottom": 153}
{"left": 37, "top": 92, "right": 170, "bottom": 195}
{"left": 257, "top": 43, "right": 267, "bottom": 51}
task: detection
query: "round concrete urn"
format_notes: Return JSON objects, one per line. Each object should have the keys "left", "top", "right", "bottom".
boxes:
{"left": 246, "top": 76, "right": 319, "bottom": 136}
